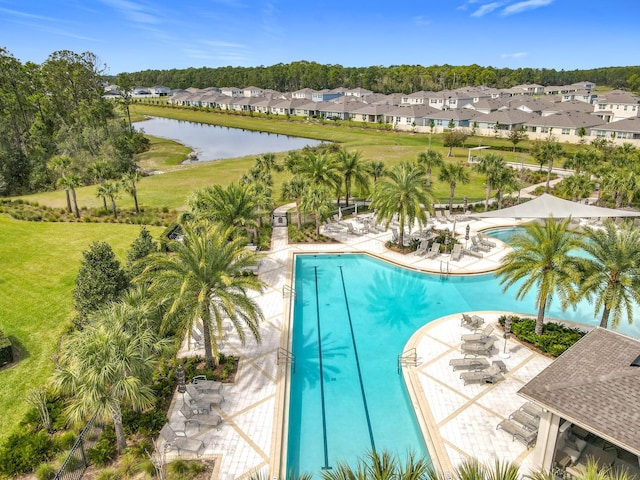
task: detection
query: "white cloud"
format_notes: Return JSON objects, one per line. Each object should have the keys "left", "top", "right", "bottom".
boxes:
{"left": 501, "top": 52, "right": 528, "bottom": 59}
{"left": 0, "top": 6, "right": 58, "bottom": 22}
{"left": 501, "top": 0, "right": 553, "bottom": 16}
{"left": 413, "top": 15, "right": 431, "bottom": 26}
{"left": 99, "top": 0, "right": 160, "bottom": 24}
{"left": 202, "top": 40, "right": 247, "bottom": 49}
{"left": 471, "top": 2, "right": 502, "bottom": 17}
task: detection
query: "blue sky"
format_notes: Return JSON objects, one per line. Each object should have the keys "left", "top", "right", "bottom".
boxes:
{"left": 2, "top": 0, "right": 640, "bottom": 75}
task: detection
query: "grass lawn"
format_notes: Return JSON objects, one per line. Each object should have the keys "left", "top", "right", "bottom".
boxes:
{"left": 0, "top": 216, "right": 163, "bottom": 443}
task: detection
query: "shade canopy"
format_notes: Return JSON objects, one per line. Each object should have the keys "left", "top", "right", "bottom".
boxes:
{"left": 472, "top": 194, "right": 640, "bottom": 219}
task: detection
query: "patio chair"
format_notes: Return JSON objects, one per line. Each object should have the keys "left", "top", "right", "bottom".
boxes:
{"left": 391, "top": 227, "right": 399, "bottom": 243}
{"left": 461, "top": 324, "right": 494, "bottom": 342}
{"left": 478, "top": 232, "right": 497, "bottom": 248}
{"left": 449, "top": 357, "right": 489, "bottom": 371}
{"left": 190, "top": 329, "right": 204, "bottom": 349}
{"left": 415, "top": 239, "right": 429, "bottom": 256}
{"left": 460, "top": 336, "right": 497, "bottom": 356}
{"left": 347, "top": 222, "right": 365, "bottom": 235}
{"left": 496, "top": 419, "right": 537, "bottom": 448}
{"left": 451, "top": 243, "right": 463, "bottom": 261}
{"left": 509, "top": 410, "right": 540, "bottom": 432}
{"left": 434, "top": 210, "right": 446, "bottom": 223}
{"left": 460, "top": 364, "right": 504, "bottom": 385}
{"left": 159, "top": 423, "right": 206, "bottom": 457}
{"left": 186, "top": 384, "right": 224, "bottom": 407}
{"left": 192, "top": 375, "right": 224, "bottom": 395}
{"left": 424, "top": 242, "right": 441, "bottom": 259}
{"left": 463, "top": 247, "right": 483, "bottom": 258}
{"left": 180, "top": 403, "right": 222, "bottom": 430}
{"left": 471, "top": 236, "right": 491, "bottom": 252}
{"left": 460, "top": 313, "right": 484, "bottom": 330}
{"left": 520, "top": 402, "right": 544, "bottom": 420}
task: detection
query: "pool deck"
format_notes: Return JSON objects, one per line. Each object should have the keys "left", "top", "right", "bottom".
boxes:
{"left": 164, "top": 213, "right": 553, "bottom": 479}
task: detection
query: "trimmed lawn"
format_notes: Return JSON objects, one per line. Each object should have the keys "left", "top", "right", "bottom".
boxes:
{"left": 0, "top": 216, "right": 163, "bottom": 443}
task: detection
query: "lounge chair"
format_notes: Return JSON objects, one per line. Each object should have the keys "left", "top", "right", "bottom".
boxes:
{"left": 460, "top": 313, "right": 484, "bottom": 330}
{"left": 509, "top": 410, "right": 539, "bottom": 432}
{"left": 347, "top": 223, "right": 365, "bottom": 235}
{"left": 415, "top": 239, "right": 429, "bottom": 256}
{"left": 424, "top": 242, "right": 441, "bottom": 259}
{"left": 192, "top": 375, "right": 223, "bottom": 395}
{"left": 190, "top": 329, "right": 204, "bottom": 349}
{"left": 460, "top": 364, "right": 504, "bottom": 385}
{"left": 449, "top": 357, "right": 489, "bottom": 371}
{"left": 461, "top": 324, "right": 494, "bottom": 342}
{"left": 463, "top": 247, "right": 483, "bottom": 258}
{"left": 478, "top": 232, "right": 497, "bottom": 248}
{"left": 391, "top": 227, "right": 399, "bottom": 243}
{"left": 159, "top": 424, "right": 206, "bottom": 457}
{"left": 460, "top": 336, "right": 497, "bottom": 356}
{"left": 186, "top": 384, "right": 224, "bottom": 407}
{"left": 519, "top": 402, "right": 544, "bottom": 420}
{"left": 451, "top": 243, "right": 463, "bottom": 261}
{"left": 180, "top": 403, "right": 222, "bottom": 430}
{"left": 471, "top": 236, "right": 491, "bottom": 252}
{"left": 496, "top": 419, "right": 537, "bottom": 447}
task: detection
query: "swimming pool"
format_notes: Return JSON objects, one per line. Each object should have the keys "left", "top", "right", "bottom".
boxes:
{"left": 285, "top": 253, "right": 640, "bottom": 478}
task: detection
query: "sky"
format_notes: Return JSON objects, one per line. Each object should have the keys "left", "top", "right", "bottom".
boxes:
{"left": 2, "top": 0, "right": 640, "bottom": 76}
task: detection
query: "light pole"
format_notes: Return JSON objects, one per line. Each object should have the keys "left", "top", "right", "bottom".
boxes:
{"left": 500, "top": 316, "right": 512, "bottom": 359}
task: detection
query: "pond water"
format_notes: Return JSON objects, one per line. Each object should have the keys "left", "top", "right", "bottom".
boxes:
{"left": 134, "top": 117, "right": 324, "bottom": 162}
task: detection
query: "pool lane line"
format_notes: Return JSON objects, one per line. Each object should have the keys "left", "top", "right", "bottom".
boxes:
{"left": 313, "top": 266, "right": 331, "bottom": 470}
{"left": 337, "top": 266, "right": 377, "bottom": 453}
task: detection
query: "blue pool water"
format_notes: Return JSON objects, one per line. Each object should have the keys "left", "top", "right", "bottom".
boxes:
{"left": 286, "top": 253, "right": 640, "bottom": 478}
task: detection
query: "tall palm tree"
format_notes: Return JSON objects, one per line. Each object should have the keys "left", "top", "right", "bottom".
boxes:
{"left": 474, "top": 153, "right": 506, "bottom": 212}
{"left": 61, "top": 173, "right": 83, "bottom": 218}
{"left": 558, "top": 174, "right": 594, "bottom": 202}
{"left": 416, "top": 149, "right": 444, "bottom": 185}
{"left": 295, "top": 151, "right": 341, "bottom": 199}
{"left": 532, "top": 138, "right": 564, "bottom": 193}
{"left": 577, "top": 220, "right": 640, "bottom": 329}
{"left": 48, "top": 154, "right": 73, "bottom": 212}
{"left": 371, "top": 162, "right": 435, "bottom": 247}
{"left": 52, "top": 302, "right": 165, "bottom": 453}
{"left": 281, "top": 175, "right": 308, "bottom": 228}
{"left": 96, "top": 181, "right": 120, "bottom": 219}
{"left": 255, "top": 152, "right": 282, "bottom": 176}
{"left": 496, "top": 217, "right": 583, "bottom": 335}
{"left": 493, "top": 166, "right": 520, "bottom": 209}
{"left": 88, "top": 160, "right": 111, "bottom": 210}
{"left": 137, "top": 221, "right": 264, "bottom": 368}
{"left": 189, "top": 182, "right": 260, "bottom": 241}
{"left": 300, "top": 185, "right": 332, "bottom": 239}
{"left": 438, "top": 162, "right": 471, "bottom": 213}
{"left": 563, "top": 150, "right": 600, "bottom": 175}
{"left": 121, "top": 171, "right": 141, "bottom": 214}
{"left": 336, "top": 148, "right": 369, "bottom": 207}
{"left": 320, "top": 450, "right": 431, "bottom": 480}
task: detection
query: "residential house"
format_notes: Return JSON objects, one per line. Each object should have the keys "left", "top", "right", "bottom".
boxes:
{"left": 311, "top": 89, "right": 344, "bottom": 102}
{"left": 150, "top": 85, "right": 171, "bottom": 96}
{"left": 349, "top": 103, "right": 396, "bottom": 123}
{"left": 519, "top": 328, "right": 640, "bottom": 478}
{"left": 472, "top": 109, "right": 539, "bottom": 136}
{"left": 292, "top": 88, "right": 315, "bottom": 100}
{"left": 243, "top": 86, "right": 264, "bottom": 97}
{"left": 525, "top": 111, "right": 603, "bottom": 141}
{"left": 593, "top": 90, "right": 640, "bottom": 122}
{"left": 219, "top": 86, "right": 244, "bottom": 97}
{"left": 590, "top": 116, "right": 640, "bottom": 141}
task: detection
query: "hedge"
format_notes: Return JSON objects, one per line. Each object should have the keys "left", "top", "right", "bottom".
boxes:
{"left": 498, "top": 315, "right": 586, "bottom": 357}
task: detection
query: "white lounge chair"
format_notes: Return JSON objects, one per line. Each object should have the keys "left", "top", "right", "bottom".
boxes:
{"left": 415, "top": 239, "right": 429, "bottom": 256}
{"left": 478, "top": 232, "right": 497, "bottom": 248}
{"left": 424, "top": 242, "right": 441, "bottom": 259}
{"left": 461, "top": 324, "right": 494, "bottom": 342}
{"left": 471, "top": 236, "right": 491, "bottom": 252}
{"left": 451, "top": 243, "right": 463, "bottom": 261}
{"left": 460, "top": 364, "right": 504, "bottom": 385}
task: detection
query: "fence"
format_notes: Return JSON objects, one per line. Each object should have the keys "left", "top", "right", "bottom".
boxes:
{"left": 53, "top": 414, "right": 104, "bottom": 480}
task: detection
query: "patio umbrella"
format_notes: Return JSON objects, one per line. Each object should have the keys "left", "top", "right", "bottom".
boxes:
{"left": 176, "top": 364, "right": 186, "bottom": 394}
{"left": 338, "top": 207, "right": 342, "bottom": 220}
{"left": 354, "top": 202, "right": 358, "bottom": 216}
{"left": 465, "top": 224, "right": 470, "bottom": 248}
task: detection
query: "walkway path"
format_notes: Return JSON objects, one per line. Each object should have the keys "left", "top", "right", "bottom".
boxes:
{"left": 163, "top": 210, "right": 552, "bottom": 480}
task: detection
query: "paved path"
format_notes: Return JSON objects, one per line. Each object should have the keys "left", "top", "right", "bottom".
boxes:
{"left": 162, "top": 211, "right": 551, "bottom": 479}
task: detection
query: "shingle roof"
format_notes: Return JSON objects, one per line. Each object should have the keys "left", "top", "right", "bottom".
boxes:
{"left": 519, "top": 328, "right": 640, "bottom": 456}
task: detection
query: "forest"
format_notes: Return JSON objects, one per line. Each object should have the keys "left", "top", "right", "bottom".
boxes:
{"left": 111, "top": 60, "right": 640, "bottom": 94}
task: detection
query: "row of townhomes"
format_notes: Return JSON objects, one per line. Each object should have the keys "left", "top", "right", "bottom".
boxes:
{"left": 107, "top": 82, "right": 640, "bottom": 146}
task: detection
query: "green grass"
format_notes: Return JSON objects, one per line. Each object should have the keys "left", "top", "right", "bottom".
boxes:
{"left": 0, "top": 216, "right": 163, "bottom": 443}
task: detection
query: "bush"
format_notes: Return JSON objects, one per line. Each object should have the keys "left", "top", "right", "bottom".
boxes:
{"left": 54, "top": 431, "right": 77, "bottom": 451}
{"left": 122, "top": 408, "right": 167, "bottom": 436}
{"left": 167, "top": 459, "right": 206, "bottom": 480}
{"left": 498, "top": 315, "right": 585, "bottom": 357}
{"left": 36, "top": 463, "right": 56, "bottom": 480}
{"left": 87, "top": 426, "right": 117, "bottom": 467}
{"left": 0, "top": 330, "right": 13, "bottom": 366}
{"left": 96, "top": 468, "right": 121, "bottom": 480}
{"left": 0, "top": 430, "right": 57, "bottom": 476}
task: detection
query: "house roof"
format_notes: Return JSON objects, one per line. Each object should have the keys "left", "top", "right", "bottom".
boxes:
{"left": 592, "top": 116, "right": 640, "bottom": 134}
{"left": 519, "top": 328, "right": 640, "bottom": 456}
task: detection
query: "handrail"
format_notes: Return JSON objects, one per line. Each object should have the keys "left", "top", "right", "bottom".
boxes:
{"left": 282, "top": 284, "right": 296, "bottom": 298}
{"left": 397, "top": 348, "right": 418, "bottom": 373}
{"left": 277, "top": 347, "right": 295, "bottom": 374}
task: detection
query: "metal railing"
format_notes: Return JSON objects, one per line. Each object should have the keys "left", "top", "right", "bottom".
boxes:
{"left": 397, "top": 348, "right": 418, "bottom": 373}
{"left": 277, "top": 347, "right": 296, "bottom": 374}
{"left": 53, "top": 414, "right": 103, "bottom": 480}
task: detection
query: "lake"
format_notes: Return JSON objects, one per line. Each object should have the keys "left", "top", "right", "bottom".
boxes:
{"left": 134, "top": 116, "right": 324, "bottom": 162}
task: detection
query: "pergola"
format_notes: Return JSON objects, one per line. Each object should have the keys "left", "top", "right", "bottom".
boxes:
{"left": 472, "top": 194, "right": 640, "bottom": 219}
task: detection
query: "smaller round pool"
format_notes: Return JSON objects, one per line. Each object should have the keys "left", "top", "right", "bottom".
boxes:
{"left": 482, "top": 226, "right": 526, "bottom": 243}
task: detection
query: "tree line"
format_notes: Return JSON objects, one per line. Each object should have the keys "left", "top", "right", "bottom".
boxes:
{"left": 110, "top": 60, "right": 640, "bottom": 93}
{"left": 0, "top": 48, "right": 149, "bottom": 197}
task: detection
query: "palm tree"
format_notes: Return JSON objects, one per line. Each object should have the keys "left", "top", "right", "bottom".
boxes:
{"left": 295, "top": 151, "right": 341, "bottom": 199}
{"left": 189, "top": 182, "right": 260, "bottom": 241}
{"left": 563, "top": 150, "right": 599, "bottom": 175}
{"left": 96, "top": 181, "right": 120, "bottom": 219}
{"left": 52, "top": 302, "right": 164, "bottom": 453}
{"left": 438, "top": 162, "right": 471, "bottom": 213}
{"left": 121, "top": 171, "right": 141, "bottom": 214}
{"left": 474, "top": 153, "right": 506, "bottom": 212}
{"left": 532, "top": 138, "right": 564, "bottom": 193}
{"left": 493, "top": 166, "right": 520, "bottom": 209}
{"left": 320, "top": 450, "right": 431, "bottom": 480}
{"left": 281, "top": 175, "right": 308, "bottom": 228}
{"left": 48, "top": 154, "right": 73, "bottom": 213}
{"left": 577, "top": 220, "right": 640, "bottom": 329}
{"left": 300, "top": 185, "right": 332, "bottom": 239}
{"left": 496, "top": 217, "right": 583, "bottom": 335}
{"left": 60, "top": 173, "right": 83, "bottom": 218}
{"left": 255, "top": 152, "right": 282, "bottom": 175}
{"left": 558, "top": 174, "right": 594, "bottom": 202}
{"left": 137, "top": 221, "right": 264, "bottom": 368}
{"left": 371, "top": 162, "right": 435, "bottom": 247}
{"left": 88, "top": 160, "right": 111, "bottom": 210}
{"left": 368, "top": 160, "right": 385, "bottom": 186}
{"left": 416, "top": 149, "right": 444, "bottom": 185}
{"left": 336, "top": 148, "right": 369, "bottom": 207}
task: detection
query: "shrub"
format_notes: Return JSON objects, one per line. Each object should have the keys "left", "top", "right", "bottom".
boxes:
{"left": 122, "top": 408, "right": 167, "bottom": 436}
{"left": 54, "top": 431, "right": 77, "bottom": 451}
{"left": 167, "top": 459, "right": 206, "bottom": 480}
{"left": 96, "top": 468, "right": 121, "bottom": 480}
{"left": 0, "top": 330, "right": 13, "bottom": 366}
{"left": 36, "top": 463, "right": 56, "bottom": 480}
{"left": 0, "top": 430, "right": 57, "bottom": 476}
{"left": 498, "top": 315, "right": 585, "bottom": 357}
{"left": 87, "top": 426, "right": 117, "bottom": 467}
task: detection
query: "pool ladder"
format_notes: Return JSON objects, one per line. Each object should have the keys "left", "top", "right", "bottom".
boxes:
{"left": 397, "top": 348, "right": 418, "bottom": 373}
{"left": 277, "top": 347, "right": 295, "bottom": 374}
{"left": 440, "top": 259, "right": 451, "bottom": 278}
